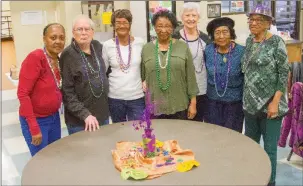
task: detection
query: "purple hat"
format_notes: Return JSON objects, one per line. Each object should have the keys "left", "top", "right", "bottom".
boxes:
{"left": 248, "top": 4, "right": 274, "bottom": 20}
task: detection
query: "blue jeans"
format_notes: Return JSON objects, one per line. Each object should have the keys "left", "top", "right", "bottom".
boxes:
{"left": 20, "top": 112, "right": 61, "bottom": 156}
{"left": 66, "top": 118, "right": 109, "bottom": 135}
{"left": 108, "top": 97, "right": 145, "bottom": 123}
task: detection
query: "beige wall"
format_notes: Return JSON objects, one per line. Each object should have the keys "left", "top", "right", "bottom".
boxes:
{"left": 61, "top": 1, "right": 82, "bottom": 44}
{"left": 10, "top": 1, "right": 82, "bottom": 67}
{"left": 10, "top": 1, "right": 57, "bottom": 67}
{"left": 176, "top": 1, "right": 249, "bottom": 45}
{"left": 114, "top": 1, "right": 129, "bottom": 10}
{"left": 2, "top": 1, "right": 11, "bottom": 36}
{"left": 2, "top": 1, "right": 11, "bottom": 13}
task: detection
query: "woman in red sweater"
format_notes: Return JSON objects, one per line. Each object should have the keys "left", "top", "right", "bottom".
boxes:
{"left": 17, "top": 23, "right": 65, "bottom": 156}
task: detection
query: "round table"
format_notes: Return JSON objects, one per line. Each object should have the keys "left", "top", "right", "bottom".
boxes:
{"left": 22, "top": 119, "right": 271, "bottom": 185}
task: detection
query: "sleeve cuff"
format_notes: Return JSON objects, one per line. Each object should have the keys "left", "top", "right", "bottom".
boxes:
{"left": 80, "top": 109, "right": 91, "bottom": 121}
{"left": 26, "top": 118, "right": 41, "bottom": 136}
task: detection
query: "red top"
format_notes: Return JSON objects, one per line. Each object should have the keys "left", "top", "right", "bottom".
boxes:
{"left": 17, "top": 49, "right": 62, "bottom": 136}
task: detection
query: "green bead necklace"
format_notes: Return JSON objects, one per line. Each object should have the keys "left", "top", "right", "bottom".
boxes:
{"left": 155, "top": 38, "right": 172, "bottom": 91}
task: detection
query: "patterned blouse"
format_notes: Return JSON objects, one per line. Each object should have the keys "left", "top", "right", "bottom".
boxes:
{"left": 241, "top": 35, "right": 290, "bottom": 117}
{"left": 205, "top": 43, "right": 245, "bottom": 102}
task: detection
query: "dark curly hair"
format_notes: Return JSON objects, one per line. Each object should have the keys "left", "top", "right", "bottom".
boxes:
{"left": 111, "top": 9, "right": 132, "bottom": 26}
{"left": 206, "top": 17, "right": 236, "bottom": 41}
{"left": 151, "top": 9, "right": 178, "bottom": 29}
{"left": 43, "top": 23, "right": 65, "bottom": 36}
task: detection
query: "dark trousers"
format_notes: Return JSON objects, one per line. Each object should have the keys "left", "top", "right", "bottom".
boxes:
{"left": 244, "top": 113, "right": 282, "bottom": 184}
{"left": 20, "top": 112, "right": 61, "bottom": 156}
{"left": 193, "top": 95, "right": 207, "bottom": 122}
{"left": 153, "top": 110, "right": 188, "bottom": 120}
{"left": 205, "top": 98, "right": 244, "bottom": 133}
{"left": 108, "top": 97, "right": 145, "bottom": 123}
{"left": 66, "top": 118, "right": 109, "bottom": 135}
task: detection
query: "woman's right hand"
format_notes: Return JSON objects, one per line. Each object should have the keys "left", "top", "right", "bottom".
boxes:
{"left": 31, "top": 132, "right": 42, "bottom": 146}
{"left": 142, "top": 81, "right": 147, "bottom": 92}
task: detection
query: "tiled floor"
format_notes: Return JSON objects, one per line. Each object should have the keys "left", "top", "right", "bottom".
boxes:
{"left": 1, "top": 88, "right": 303, "bottom": 185}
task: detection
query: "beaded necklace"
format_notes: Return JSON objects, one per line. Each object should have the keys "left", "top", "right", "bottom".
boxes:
{"left": 74, "top": 42, "right": 104, "bottom": 98}
{"left": 43, "top": 48, "right": 61, "bottom": 89}
{"left": 115, "top": 35, "right": 132, "bottom": 73}
{"left": 213, "top": 43, "right": 233, "bottom": 97}
{"left": 183, "top": 29, "right": 204, "bottom": 73}
{"left": 155, "top": 38, "right": 172, "bottom": 91}
{"left": 242, "top": 31, "right": 268, "bottom": 73}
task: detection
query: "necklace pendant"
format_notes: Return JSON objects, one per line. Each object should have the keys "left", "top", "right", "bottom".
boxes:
{"left": 223, "top": 56, "right": 227, "bottom": 63}
{"left": 221, "top": 82, "right": 225, "bottom": 89}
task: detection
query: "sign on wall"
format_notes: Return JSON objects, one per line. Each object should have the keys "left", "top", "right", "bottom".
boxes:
{"left": 21, "top": 11, "right": 43, "bottom": 25}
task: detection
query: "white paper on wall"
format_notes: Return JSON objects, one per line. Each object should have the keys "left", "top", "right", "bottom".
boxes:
{"left": 20, "top": 11, "right": 43, "bottom": 25}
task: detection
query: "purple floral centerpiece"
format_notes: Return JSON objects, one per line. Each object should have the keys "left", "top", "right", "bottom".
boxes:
{"left": 133, "top": 89, "right": 156, "bottom": 158}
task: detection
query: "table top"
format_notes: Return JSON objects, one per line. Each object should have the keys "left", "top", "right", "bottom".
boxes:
{"left": 22, "top": 119, "right": 271, "bottom": 185}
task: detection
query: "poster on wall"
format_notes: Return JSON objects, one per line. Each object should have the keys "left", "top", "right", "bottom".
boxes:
{"left": 230, "top": 1, "right": 245, "bottom": 12}
{"left": 147, "top": 1, "right": 174, "bottom": 41}
{"left": 207, "top": 4, "right": 221, "bottom": 18}
{"left": 21, "top": 11, "right": 43, "bottom": 25}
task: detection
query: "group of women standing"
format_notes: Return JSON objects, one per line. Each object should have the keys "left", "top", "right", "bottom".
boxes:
{"left": 17, "top": 3, "right": 289, "bottom": 186}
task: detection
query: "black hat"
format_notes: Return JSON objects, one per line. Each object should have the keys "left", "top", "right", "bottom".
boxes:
{"left": 206, "top": 17, "right": 235, "bottom": 37}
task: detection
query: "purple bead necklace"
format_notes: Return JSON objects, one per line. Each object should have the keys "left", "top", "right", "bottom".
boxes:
{"left": 213, "top": 43, "right": 233, "bottom": 98}
{"left": 183, "top": 28, "right": 204, "bottom": 73}
{"left": 115, "top": 35, "right": 132, "bottom": 73}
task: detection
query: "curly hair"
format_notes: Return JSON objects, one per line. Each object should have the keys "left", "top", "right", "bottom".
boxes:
{"left": 151, "top": 9, "right": 178, "bottom": 29}
{"left": 111, "top": 9, "right": 132, "bottom": 26}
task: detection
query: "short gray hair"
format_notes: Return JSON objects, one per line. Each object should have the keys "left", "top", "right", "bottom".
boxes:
{"left": 181, "top": 2, "right": 200, "bottom": 17}
{"left": 72, "top": 14, "right": 95, "bottom": 30}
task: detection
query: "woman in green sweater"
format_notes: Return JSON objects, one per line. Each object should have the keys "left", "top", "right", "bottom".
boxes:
{"left": 242, "top": 5, "right": 289, "bottom": 186}
{"left": 141, "top": 8, "right": 198, "bottom": 120}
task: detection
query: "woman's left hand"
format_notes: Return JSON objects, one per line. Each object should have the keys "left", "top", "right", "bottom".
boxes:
{"left": 267, "top": 100, "right": 279, "bottom": 119}
{"left": 187, "top": 103, "right": 197, "bottom": 119}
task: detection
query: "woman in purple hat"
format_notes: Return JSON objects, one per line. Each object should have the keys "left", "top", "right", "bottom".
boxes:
{"left": 241, "top": 4, "right": 289, "bottom": 186}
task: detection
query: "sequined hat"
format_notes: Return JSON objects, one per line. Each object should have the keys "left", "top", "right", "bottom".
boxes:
{"left": 248, "top": 4, "right": 274, "bottom": 20}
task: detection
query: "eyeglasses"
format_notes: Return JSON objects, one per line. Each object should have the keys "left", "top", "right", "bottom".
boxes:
{"left": 214, "top": 30, "right": 230, "bottom": 38}
{"left": 155, "top": 25, "right": 172, "bottom": 31}
{"left": 248, "top": 18, "right": 265, "bottom": 24}
{"left": 115, "top": 22, "right": 130, "bottom": 27}
{"left": 74, "top": 27, "right": 92, "bottom": 33}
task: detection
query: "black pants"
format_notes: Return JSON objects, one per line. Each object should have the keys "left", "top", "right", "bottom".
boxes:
{"left": 152, "top": 110, "right": 187, "bottom": 120}
{"left": 193, "top": 95, "right": 207, "bottom": 122}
